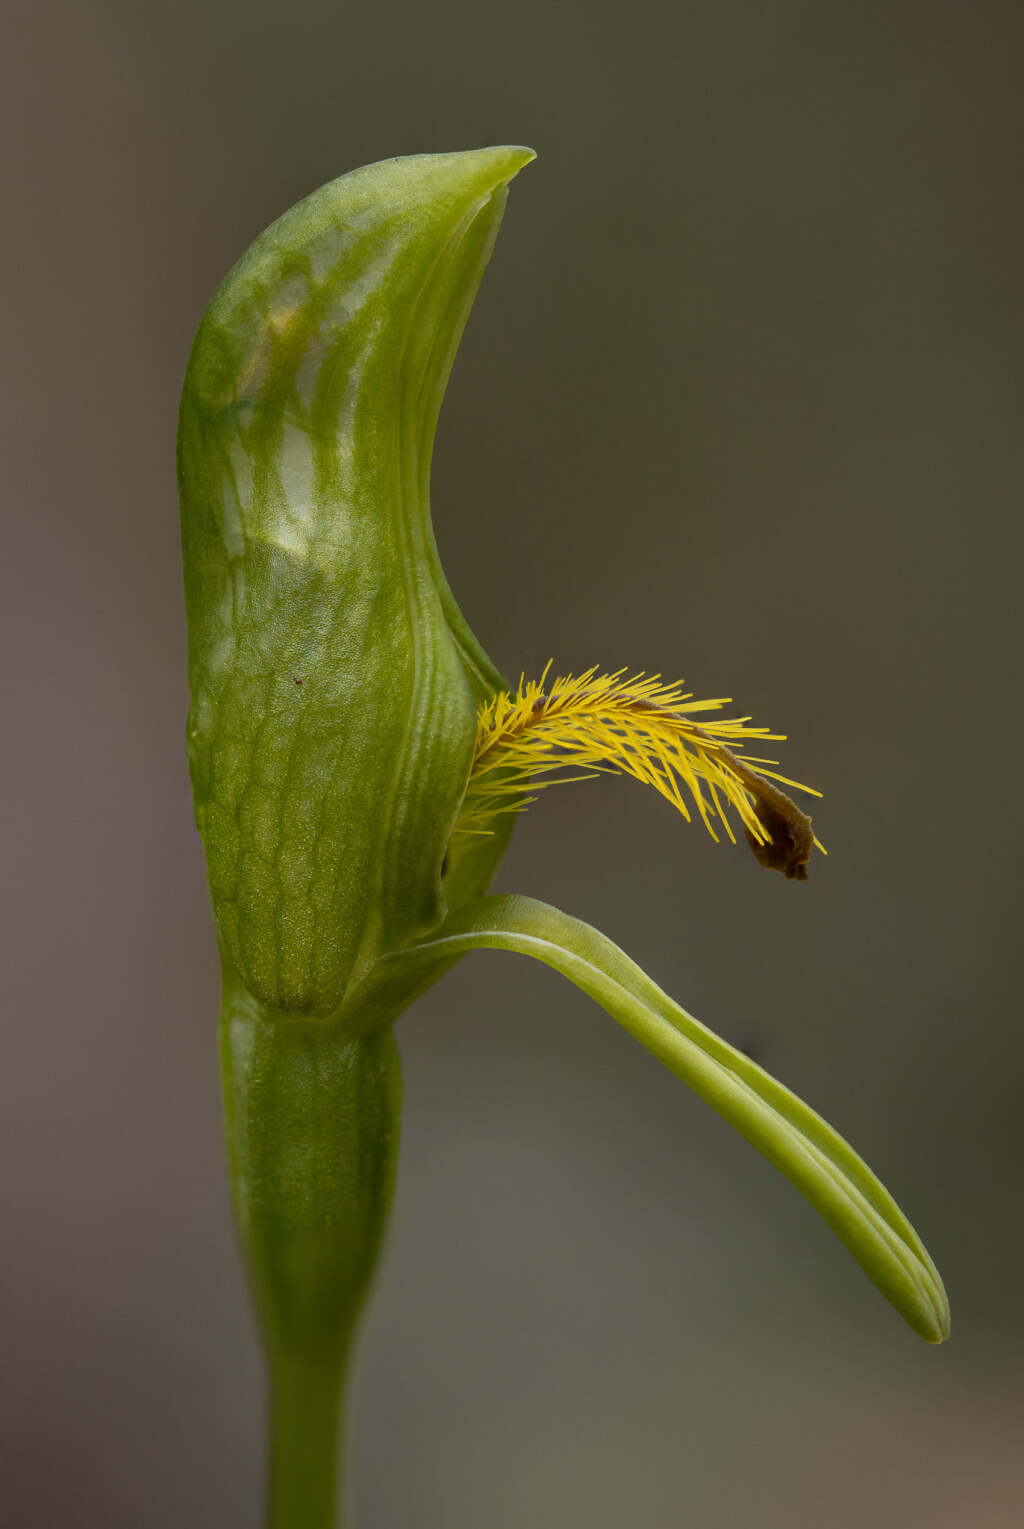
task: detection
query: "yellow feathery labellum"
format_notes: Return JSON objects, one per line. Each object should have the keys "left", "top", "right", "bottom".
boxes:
{"left": 457, "top": 665, "right": 824, "bottom": 879}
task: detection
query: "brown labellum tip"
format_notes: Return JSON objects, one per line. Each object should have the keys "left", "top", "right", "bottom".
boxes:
{"left": 743, "top": 791, "right": 814, "bottom": 880}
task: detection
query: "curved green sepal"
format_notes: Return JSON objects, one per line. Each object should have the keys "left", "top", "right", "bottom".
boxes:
{"left": 386, "top": 894, "right": 949, "bottom": 1344}
{"left": 178, "top": 149, "right": 533, "bottom": 1015}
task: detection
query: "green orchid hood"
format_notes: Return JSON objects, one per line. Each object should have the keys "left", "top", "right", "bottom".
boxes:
{"left": 179, "top": 148, "right": 529, "bottom": 1016}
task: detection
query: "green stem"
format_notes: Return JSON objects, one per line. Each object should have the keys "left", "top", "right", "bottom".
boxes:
{"left": 268, "top": 1345, "right": 346, "bottom": 1529}
{"left": 219, "top": 970, "right": 403, "bottom": 1528}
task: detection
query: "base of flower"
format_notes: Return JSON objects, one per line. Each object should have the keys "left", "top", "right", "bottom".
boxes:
{"left": 219, "top": 970, "right": 404, "bottom": 1528}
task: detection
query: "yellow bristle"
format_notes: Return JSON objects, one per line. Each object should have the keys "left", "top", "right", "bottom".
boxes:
{"left": 455, "top": 666, "right": 822, "bottom": 869}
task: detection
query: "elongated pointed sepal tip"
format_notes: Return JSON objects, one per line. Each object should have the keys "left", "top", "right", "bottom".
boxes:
{"left": 903, "top": 1264, "right": 950, "bottom": 1345}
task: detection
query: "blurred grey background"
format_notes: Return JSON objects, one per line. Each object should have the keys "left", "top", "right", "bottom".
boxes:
{"left": 4, "top": 0, "right": 1022, "bottom": 1524}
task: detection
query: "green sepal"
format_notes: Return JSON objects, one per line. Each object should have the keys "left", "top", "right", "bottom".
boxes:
{"left": 178, "top": 149, "right": 533, "bottom": 1016}
{"left": 381, "top": 894, "right": 950, "bottom": 1344}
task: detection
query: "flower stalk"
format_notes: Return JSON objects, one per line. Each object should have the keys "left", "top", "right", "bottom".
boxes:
{"left": 219, "top": 974, "right": 401, "bottom": 1527}
{"left": 178, "top": 146, "right": 947, "bottom": 1528}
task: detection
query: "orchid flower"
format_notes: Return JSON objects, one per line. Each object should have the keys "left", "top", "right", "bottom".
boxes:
{"left": 178, "top": 145, "right": 947, "bottom": 1529}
